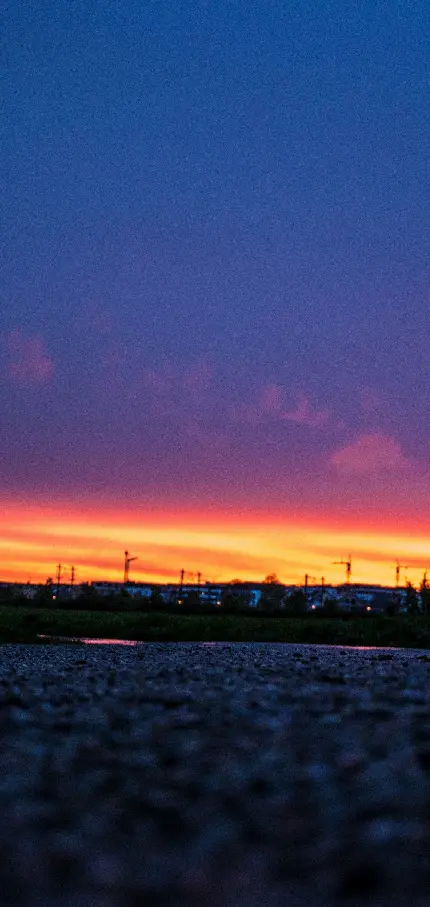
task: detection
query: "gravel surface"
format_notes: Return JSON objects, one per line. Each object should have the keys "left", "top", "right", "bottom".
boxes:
{"left": 0, "top": 641, "right": 430, "bottom": 906}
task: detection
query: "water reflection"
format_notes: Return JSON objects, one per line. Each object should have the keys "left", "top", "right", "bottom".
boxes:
{"left": 82, "top": 638, "right": 138, "bottom": 645}
{"left": 37, "top": 634, "right": 139, "bottom": 645}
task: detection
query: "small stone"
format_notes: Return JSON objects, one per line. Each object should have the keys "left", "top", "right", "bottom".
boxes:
{"left": 339, "top": 861, "right": 382, "bottom": 896}
{"left": 416, "top": 745, "right": 430, "bottom": 772}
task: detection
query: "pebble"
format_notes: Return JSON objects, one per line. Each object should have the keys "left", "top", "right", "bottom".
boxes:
{"left": 0, "top": 641, "right": 428, "bottom": 905}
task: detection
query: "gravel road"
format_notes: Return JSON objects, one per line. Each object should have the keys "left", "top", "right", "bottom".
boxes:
{"left": 0, "top": 641, "right": 429, "bottom": 906}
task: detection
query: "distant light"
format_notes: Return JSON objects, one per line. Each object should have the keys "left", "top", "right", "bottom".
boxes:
{"left": 311, "top": 604, "right": 316, "bottom": 610}
{"left": 216, "top": 600, "right": 221, "bottom": 606}
{"left": 366, "top": 606, "right": 371, "bottom": 611}
{"left": 178, "top": 599, "right": 182, "bottom": 605}
{"left": 52, "top": 595, "right": 56, "bottom": 600}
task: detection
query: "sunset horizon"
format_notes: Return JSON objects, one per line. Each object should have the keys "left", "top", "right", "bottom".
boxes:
{"left": 2, "top": 497, "right": 429, "bottom": 589}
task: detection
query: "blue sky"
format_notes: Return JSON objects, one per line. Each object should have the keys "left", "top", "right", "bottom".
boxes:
{"left": 1, "top": 0, "right": 429, "bottom": 517}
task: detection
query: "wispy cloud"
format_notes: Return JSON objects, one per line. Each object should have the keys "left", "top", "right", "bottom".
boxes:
{"left": 280, "top": 392, "right": 331, "bottom": 427}
{"left": 131, "top": 359, "right": 226, "bottom": 448}
{"left": 330, "top": 432, "right": 413, "bottom": 475}
{"left": 138, "top": 360, "right": 213, "bottom": 412}
{"left": 237, "top": 384, "right": 331, "bottom": 428}
{"left": 3, "top": 330, "right": 54, "bottom": 387}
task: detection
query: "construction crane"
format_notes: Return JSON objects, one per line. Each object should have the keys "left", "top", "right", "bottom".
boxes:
{"left": 394, "top": 560, "right": 409, "bottom": 588}
{"left": 332, "top": 555, "right": 352, "bottom": 584}
{"left": 303, "top": 574, "right": 317, "bottom": 596}
{"left": 124, "top": 550, "right": 138, "bottom": 585}
{"left": 177, "top": 569, "right": 202, "bottom": 604}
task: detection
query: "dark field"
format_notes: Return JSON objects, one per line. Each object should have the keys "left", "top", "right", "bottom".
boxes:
{"left": 3, "top": 605, "right": 430, "bottom": 648}
{"left": 1, "top": 641, "right": 430, "bottom": 906}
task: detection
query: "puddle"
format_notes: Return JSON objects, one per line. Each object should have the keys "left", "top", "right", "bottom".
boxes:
{"left": 80, "top": 638, "right": 139, "bottom": 645}
{"left": 37, "top": 635, "right": 139, "bottom": 645}
{"left": 310, "top": 644, "right": 401, "bottom": 650}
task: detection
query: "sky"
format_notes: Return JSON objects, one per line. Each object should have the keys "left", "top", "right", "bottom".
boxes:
{"left": 1, "top": 0, "right": 429, "bottom": 586}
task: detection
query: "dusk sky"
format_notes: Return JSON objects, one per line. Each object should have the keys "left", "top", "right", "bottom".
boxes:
{"left": 1, "top": 0, "right": 429, "bottom": 585}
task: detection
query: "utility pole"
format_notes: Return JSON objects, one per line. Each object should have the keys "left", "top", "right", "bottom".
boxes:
{"left": 178, "top": 569, "right": 184, "bottom": 605}
{"left": 395, "top": 561, "right": 409, "bottom": 588}
{"left": 321, "top": 575, "right": 325, "bottom": 606}
{"left": 71, "top": 566, "right": 75, "bottom": 587}
{"left": 56, "top": 563, "right": 62, "bottom": 598}
{"left": 197, "top": 571, "right": 201, "bottom": 600}
{"left": 124, "top": 551, "right": 138, "bottom": 585}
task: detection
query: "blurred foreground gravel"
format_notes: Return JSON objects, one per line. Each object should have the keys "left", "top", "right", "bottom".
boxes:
{"left": 0, "top": 642, "right": 430, "bottom": 906}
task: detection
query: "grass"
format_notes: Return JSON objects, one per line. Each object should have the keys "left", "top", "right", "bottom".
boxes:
{"left": 1, "top": 605, "right": 430, "bottom": 647}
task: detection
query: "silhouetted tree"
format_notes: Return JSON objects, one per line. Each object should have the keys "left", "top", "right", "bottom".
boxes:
{"left": 283, "top": 588, "right": 308, "bottom": 616}
{"left": 0, "top": 585, "right": 14, "bottom": 604}
{"left": 146, "top": 588, "right": 164, "bottom": 611}
{"left": 385, "top": 592, "right": 401, "bottom": 616}
{"left": 182, "top": 590, "right": 201, "bottom": 612}
{"left": 405, "top": 581, "right": 420, "bottom": 615}
{"left": 34, "top": 581, "right": 54, "bottom": 606}
{"left": 258, "top": 580, "right": 285, "bottom": 613}
{"left": 74, "top": 583, "right": 101, "bottom": 609}
{"left": 322, "top": 598, "right": 340, "bottom": 617}
{"left": 420, "top": 574, "right": 430, "bottom": 615}
{"left": 221, "top": 587, "right": 250, "bottom": 613}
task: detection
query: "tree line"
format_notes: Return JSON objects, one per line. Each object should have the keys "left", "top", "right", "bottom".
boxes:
{"left": 1, "top": 574, "right": 429, "bottom": 617}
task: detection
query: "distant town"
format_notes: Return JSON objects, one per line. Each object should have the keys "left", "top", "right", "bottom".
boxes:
{"left": 0, "top": 554, "right": 427, "bottom": 615}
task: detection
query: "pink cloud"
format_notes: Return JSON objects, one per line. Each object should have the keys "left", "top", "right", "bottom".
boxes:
{"left": 235, "top": 385, "right": 331, "bottom": 428}
{"left": 4, "top": 330, "right": 54, "bottom": 387}
{"left": 280, "top": 392, "right": 331, "bottom": 427}
{"left": 330, "top": 432, "right": 413, "bottom": 474}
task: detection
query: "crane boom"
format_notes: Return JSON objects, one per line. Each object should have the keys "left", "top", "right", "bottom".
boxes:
{"left": 332, "top": 556, "right": 352, "bottom": 584}
{"left": 124, "top": 550, "right": 138, "bottom": 584}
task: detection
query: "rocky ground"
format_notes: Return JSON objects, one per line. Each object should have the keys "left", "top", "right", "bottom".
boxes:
{"left": 0, "top": 642, "right": 429, "bottom": 906}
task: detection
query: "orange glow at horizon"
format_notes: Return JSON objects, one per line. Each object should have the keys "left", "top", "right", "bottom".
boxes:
{"left": 1, "top": 499, "right": 430, "bottom": 588}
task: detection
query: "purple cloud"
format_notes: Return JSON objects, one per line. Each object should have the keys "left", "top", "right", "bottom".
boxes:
{"left": 330, "top": 433, "right": 413, "bottom": 474}
{"left": 237, "top": 384, "right": 331, "bottom": 428}
{"left": 4, "top": 330, "right": 54, "bottom": 387}
{"left": 280, "top": 392, "right": 331, "bottom": 428}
